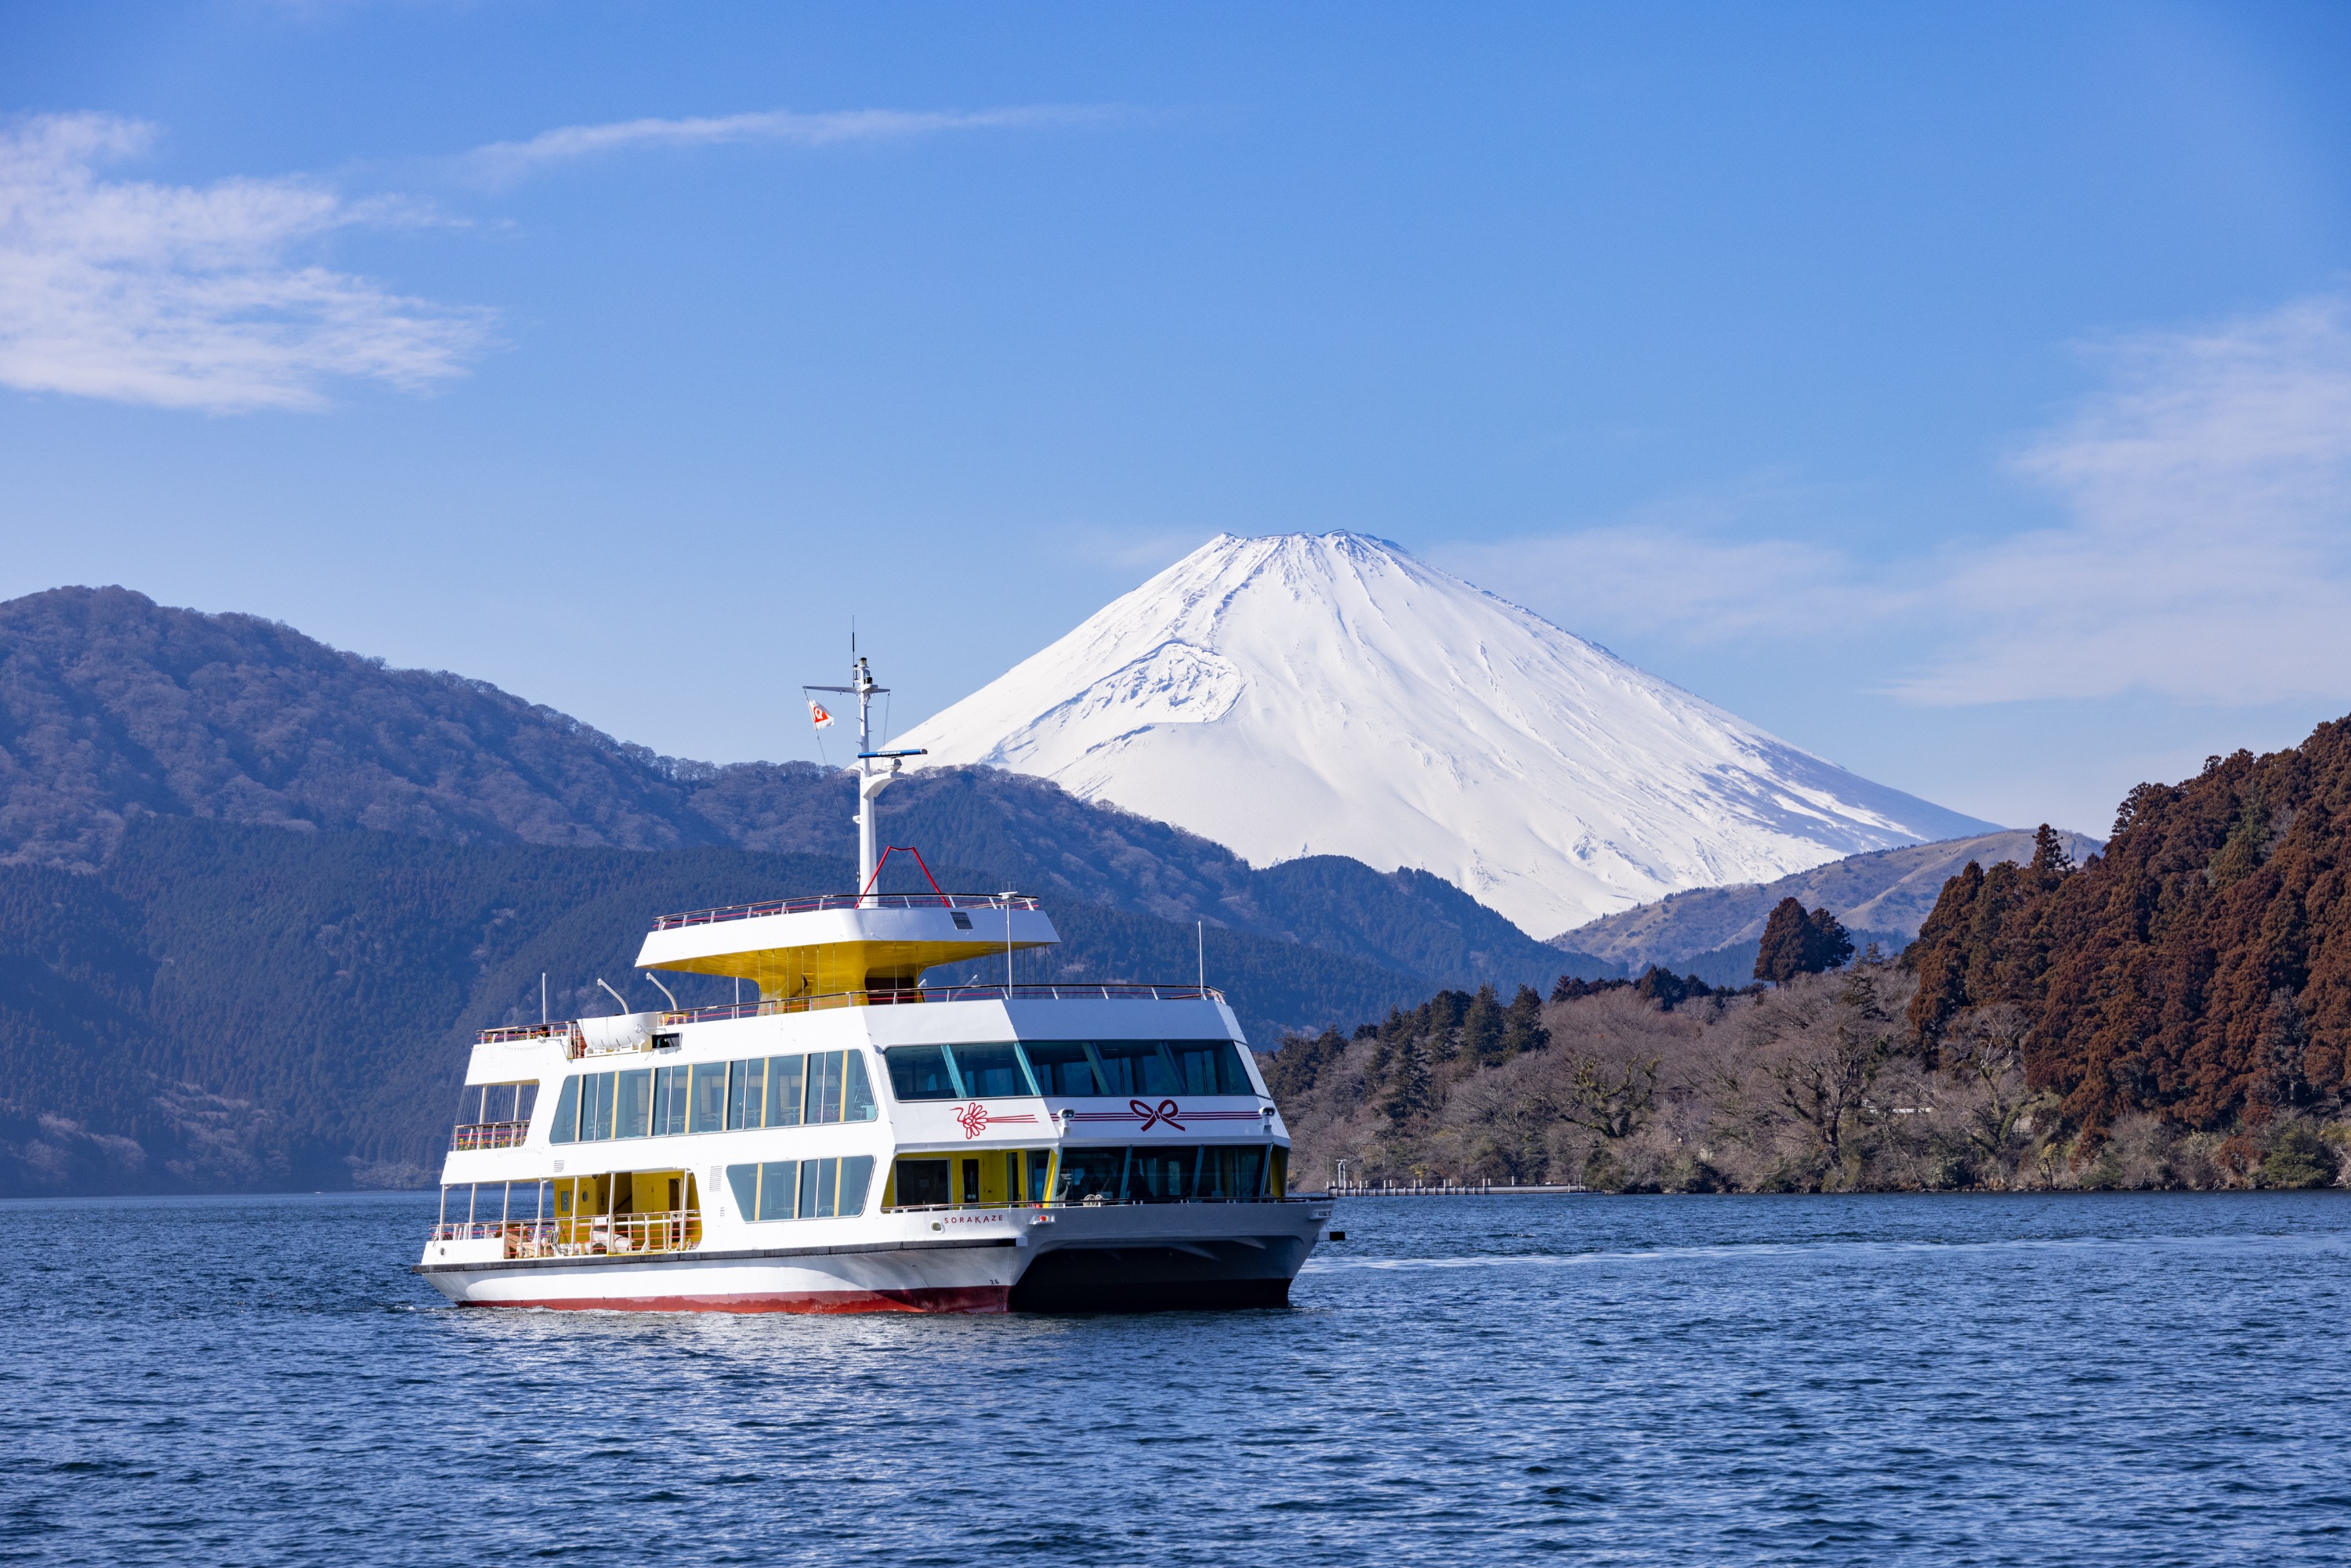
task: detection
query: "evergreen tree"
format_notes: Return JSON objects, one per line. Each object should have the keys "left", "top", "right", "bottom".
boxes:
{"left": 2029, "top": 822, "right": 2075, "bottom": 877}
{"left": 1802, "top": 907, "right": 1855, "bottom": 973}
{"left": 1501, "top": 984, "right": 1549, "bottom": 1057}
{"left": 1636, "top": 965, "right": 1689, "bottom": 1009}
{"left": 1755, "top": 897, "right": 1812, "bottom": 983}
{"left": 1460, "top": 983, "right": 1505, "bottom": 1065}
{"left": 1755, "top": 898, "right": 1853, "bottom": 983}
{"left": 1380, "top": 1034, "right": 1431, "bottom": 1123}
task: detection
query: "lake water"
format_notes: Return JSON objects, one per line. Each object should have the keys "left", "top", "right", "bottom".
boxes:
{"left": 4, "top": 1191, "right": 2348, "bottom": 1566}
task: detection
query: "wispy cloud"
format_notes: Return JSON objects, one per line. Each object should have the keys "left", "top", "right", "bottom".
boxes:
{"left": 1443, "top": 294, "right": 2351, "bottom": 708}
{"left": 459, "top": 105, "right": 1110, "bottom": 185}
{"left": 1893, "top": 295, "right": 2351, "bottom": 704}
{"left": 0, "top": 112, "right": 489, "bottom": 413}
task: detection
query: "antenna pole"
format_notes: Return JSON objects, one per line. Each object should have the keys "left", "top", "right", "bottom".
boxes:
{"left": 541, "top": 972, "right": 547, "bottom": 1025}
{"left": 855, "top": 654, "right": 879, "bottom": 904}
{"left": 1198, "top": 922, "right": 1204, "bottom": 991}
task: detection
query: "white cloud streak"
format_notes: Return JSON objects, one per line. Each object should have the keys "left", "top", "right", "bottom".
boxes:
{"left": 1445, "top": 294, "right": 2351, "bottom": 708}
{"left": 0, "top": 113, "right": 490, "bottom": 413}
{"left": 1894, "top": 295, "right": 2351, "bottom": 704}
{"left": 460, "top": 105, "right": 1108, "bottom": 184}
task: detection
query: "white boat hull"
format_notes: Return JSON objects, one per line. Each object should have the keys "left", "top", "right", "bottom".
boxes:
{"left": 415, "top": 1200, "right": 1328, "bottom": 1314}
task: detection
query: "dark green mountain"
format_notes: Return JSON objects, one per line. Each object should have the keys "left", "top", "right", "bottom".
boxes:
{"left": 0, "top": 585, "right": 1600, "bottom": 991}
{"left": 0, "top": 818, "right": 1446, "bottom": 1195}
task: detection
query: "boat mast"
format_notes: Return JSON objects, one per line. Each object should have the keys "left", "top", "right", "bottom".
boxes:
{"left": 812, "top": 645, "right": 926, "bottom": 907}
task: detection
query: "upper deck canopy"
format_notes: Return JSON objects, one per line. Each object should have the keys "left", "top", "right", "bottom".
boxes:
{"left": 636, "top": 893, "right": 1060, "bottom": 999}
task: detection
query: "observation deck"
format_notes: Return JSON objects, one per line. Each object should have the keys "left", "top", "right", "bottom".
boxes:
{"left": 634, "top": 892, "right": 1060, "bottom": 1001}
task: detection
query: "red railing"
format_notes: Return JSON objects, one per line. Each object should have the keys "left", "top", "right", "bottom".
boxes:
{"left": 650, "top": 892, "right": 1041, "bottom": 931}
{"left": 659, "top": 982, "right": 1223, "bottom": 1026}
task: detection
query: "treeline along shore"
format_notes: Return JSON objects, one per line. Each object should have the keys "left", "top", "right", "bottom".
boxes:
{"left": 1269, "top": 719, "right": 2351, "bottom": 1193}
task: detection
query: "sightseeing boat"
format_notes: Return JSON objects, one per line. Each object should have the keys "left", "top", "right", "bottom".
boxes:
{"left": 413, "top": 657, "right": 1328, "bottom": 1312}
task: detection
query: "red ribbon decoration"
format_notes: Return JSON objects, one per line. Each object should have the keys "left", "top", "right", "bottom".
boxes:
{"left": 1132, "top": 1099, "right": 1185, "bottom": 1132}
{"left": 955, "top": 1103, "right": 990, "bottom": 1139}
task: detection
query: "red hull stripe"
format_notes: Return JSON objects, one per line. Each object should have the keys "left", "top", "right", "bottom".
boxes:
{"left": 469, "top": 1284, "right": 1010, "bottom": 1316}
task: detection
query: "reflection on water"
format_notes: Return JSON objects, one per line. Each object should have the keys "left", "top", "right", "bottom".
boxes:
{"left": 5, "top": 1191, "right": 2349, "bottom": 1566}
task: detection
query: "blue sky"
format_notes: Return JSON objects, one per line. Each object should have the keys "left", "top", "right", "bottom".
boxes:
{"left": 2, "top": 2, "right": 2348, "bottom": 839}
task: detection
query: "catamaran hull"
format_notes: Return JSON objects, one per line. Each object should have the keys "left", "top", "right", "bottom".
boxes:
{"left": 415, "top": 1204, "right": 1324, "bottom": 1315}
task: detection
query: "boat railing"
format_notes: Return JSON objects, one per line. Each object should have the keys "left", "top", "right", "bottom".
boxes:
{"left": 450, "top": 1121, "right": 531, "bottom": 1151}
{"left": 651, "top": 892, "right": 1042, "bottom": 930}
{"left": 429, "top": 1213, "right": 704, "bottom": 1258}
{"left": 477, "top": 1021, "right": 580, "bottom": 1048}
{"left": 658, "top": 983, "right": 1224, "bottom": 1027}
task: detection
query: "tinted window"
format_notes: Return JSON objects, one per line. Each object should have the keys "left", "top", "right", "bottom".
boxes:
{"left": 764, "top": 1055, "right": 805, "bottom": 1127}
{"left": 690, "top": 1062, "right": 728, "bottom": 1133}
{"left": 582, "top": 1073, "right": 617, "bottom": 1141}
{"left": 886, "top": 1045, "right": 959, "bottom": 1101}
{"left": 895, "top": 1158, "right": 951, "bottom": 1208}
{"left": 843, "top": 1053, "right": 878, "bottom": 1122}
{"left": 1168, "top": 1041, "right": 1253, "bottom": 1095}
{"left": 1055, "top": 1146, "right": 1127, "bottom": 1201}
{"left": 837, "top": 1154, "right": 875, "bottom": 1216}
{"left": 1022, "top": 1041, "right": 1100, "bottom": 1096}
{"left": 1128, "top": 1145, "right": 1199, "bottom": 1201}
{"left": 950, "top": 1043, "right": 1035, "bottom": 1099}
{"left": 802, "top": 1157, "right": 837, "bottom": 1219}
{"left": 549, "top": 1076, "right": 580, "bottom": 1144}
{"left": 727, "top": 1058, "right": 766, "bottom": 1130}
{"left": 654, "top": 1065, "right": 689, "bottom": 1136}
{"left": 809, "top": 1052, "right": 844, "bottom": 1123}
{"left": 1199, "top": 1144, "right": 1266, "bottom": 1198}
{"left": 614, "top": 1069, "right": 654, "bottom": 1139}
{"left": 1092, "top": 1041, "right": 1176, "bottom": 1097}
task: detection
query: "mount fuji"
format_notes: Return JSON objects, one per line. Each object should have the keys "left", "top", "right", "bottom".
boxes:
{"left": 897, "top": 533, "right": 1998, "bottom": 937}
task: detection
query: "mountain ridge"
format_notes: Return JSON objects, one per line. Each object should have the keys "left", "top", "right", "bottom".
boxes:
{"left": 900, "top": 531, "right": 2000, "bottom": 936}
{"left": 1557, "top": 827, "right": 2106, "bottom": 985}
{"left": 0, "top": 584, "right": 1600, "bottom": 994}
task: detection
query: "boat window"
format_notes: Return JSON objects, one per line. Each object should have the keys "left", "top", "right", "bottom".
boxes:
{"left": 1027, "top": 1150, "right": 1054, "bottom": 1202}
{"left": 1020, "top": 1041, "right": 1101, "bottom": 1096}
{"left": 1054, "top": 1146, "right": 1128, "bottom": 1201}
{"left": 1048, "top": 1145, "right": 1271, "bottom": 1201}
{"left": 727, "top": 1057, "right": 766, "bottom": 1130}
{"left": 894, "top": 1157, "right": 951, "bottom": 1208}
{"left": 614, "top": 1068, "right": 654, "bottom": 1139}
{"left": 726, "top": 1155, "right": 875, "bottom": 1221}
{"left": 1198, "top": 1144, "right": 1267, "bottom": 1198}
{"left": 454, "top": 1081, "right": 541, "bottom": 1124}
{"left": 1091, "top": 1040, "right": 1177, "bottom": 1097}
{"left": 654, "top": 1065, "right": 690, "bottom": 1136}
{"left": 546, "top": 1054, "right": 879, "bottom": 1143}
{"left": 689, "top": 1062, "right": 727, "bottom": 1133}
{"left": 1128, "top": 1145, "right": 1201, "bottom": 1200}
{"left": 1168, "top": 1041, "right": 1255, "bottom": 1096}
{"left": 549, "top": 1075, "right": 580, "bottom": 1144}
{"left": 808, "top": 1052, "right": 844, "bottom": 1124}
{"left": 581, "top": 1071, "right": 618, "bottom": 1141}
{"left": 842, "top": 1052, "right": 878, "bottom": 1121}
{"left": 764, "top": 1054, "right": 805, "bottom": 1127}
{"left": 948, "top": 1043, "right": 1036, "bottom": 1099}
{"left": 886, "top": 1045, "right": 960, "bottom": 1101}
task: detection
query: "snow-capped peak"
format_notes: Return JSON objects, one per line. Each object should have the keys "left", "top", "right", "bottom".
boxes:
{"left": 899, "top": 531, "right": 1997, "bottom": 936}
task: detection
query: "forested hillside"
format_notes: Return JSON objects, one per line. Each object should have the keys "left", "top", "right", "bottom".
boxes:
{"left": 0, "top": 586, "right": 1599, "bottom": 990}
{"left": 0, "top": 820, "right": 1433, "bottom": 1195}
{"left": 1907, "top": 727, "right": 2351, "bottom": 1142}
{"left": 1266, "top": 722, "right": 2351, "bottom": 1193}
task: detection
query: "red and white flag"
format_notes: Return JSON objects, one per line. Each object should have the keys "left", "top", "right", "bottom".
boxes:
{"left": 808, "top": 700, "right": 835, "bottom": 730}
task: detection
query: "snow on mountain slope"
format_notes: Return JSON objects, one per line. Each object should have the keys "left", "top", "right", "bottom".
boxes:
{"left": 898, "top": 533, "right": 1999, "bottom": 937}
